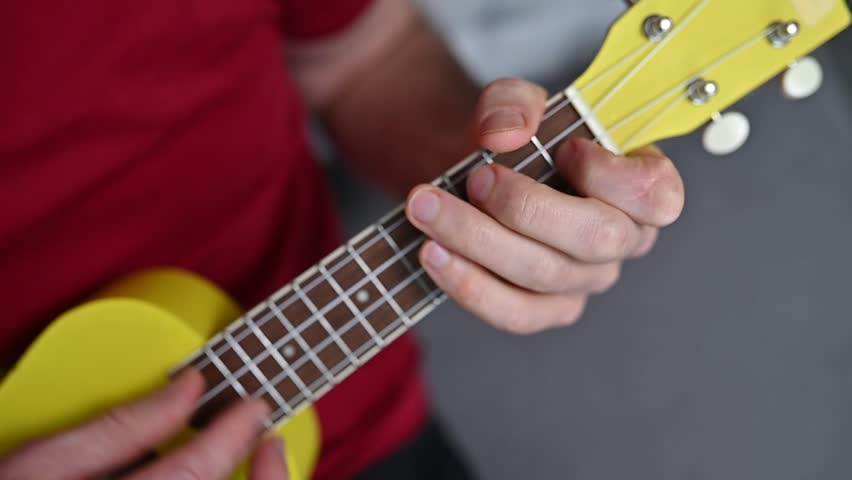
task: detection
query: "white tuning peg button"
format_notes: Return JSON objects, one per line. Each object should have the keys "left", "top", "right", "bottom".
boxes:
{"left": 702, "top": 111, "right": 750, "bottom": 156}
{"left": 781, "top": 56, "right": 823, "bottom": 99}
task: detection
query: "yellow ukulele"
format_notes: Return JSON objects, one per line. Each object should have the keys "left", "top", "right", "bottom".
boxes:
{"left": 1, "top": 1, "right": 848, "bottom": 478}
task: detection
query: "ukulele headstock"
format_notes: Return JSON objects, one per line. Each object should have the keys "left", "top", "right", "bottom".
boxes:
{"left": 570, "top": 0, "right": 851, "bottom": 153}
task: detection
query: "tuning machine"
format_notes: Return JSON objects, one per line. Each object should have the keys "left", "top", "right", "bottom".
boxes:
{"left": 781, "top": 56, "right": 823, "bottom": 100}
{"left": 702, "top": 111, "right": 750, "bottom": 156}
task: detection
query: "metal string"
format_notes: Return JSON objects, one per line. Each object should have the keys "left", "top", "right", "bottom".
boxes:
{"left": 188, "top": 2, "right": 773, "bottom": 422}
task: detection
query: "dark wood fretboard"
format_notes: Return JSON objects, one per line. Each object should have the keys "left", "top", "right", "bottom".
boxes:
{"left": 181, "top": 91, "right": 595, "bottom": 427}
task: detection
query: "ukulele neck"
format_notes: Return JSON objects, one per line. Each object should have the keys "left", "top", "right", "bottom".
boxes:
{"left": 181, "top": 91, "right": 600, "bottom": 427}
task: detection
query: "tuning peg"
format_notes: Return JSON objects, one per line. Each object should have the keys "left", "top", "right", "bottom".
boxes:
{"left": 702, "top": 111, "right": 750, "bottom": 156}
{"left": 781, "top": 56, "right": 823, "bottom": 100}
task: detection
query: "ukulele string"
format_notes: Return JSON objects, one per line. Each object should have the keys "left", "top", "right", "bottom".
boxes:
{"left": 253, "top": 17, "right": 795, "bottom": 424}
{"left": 194, "top": 18, "right": 672, "bottom": 381}
{"left": 192, "top": 128, "right": 591, "bottom": 413}
{"left": 590, "top": 0, "right": 710, "bottom": 116}
{"left": 195, "top": 1, "right": 770, "bottom": 418}
{"left": 190, "top": 2, "right": 680, "bottom": 384}
{"left": 191, "top": 36, "right": 674, "bottom": 415}
{"left": 615, "top": 25, "right": 778, "bottom": 149}
{"left": 190, "top": 94, "right": 584, "bottom": 375}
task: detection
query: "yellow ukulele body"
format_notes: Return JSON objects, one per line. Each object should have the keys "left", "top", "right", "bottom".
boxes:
{"left": 0, "top": 269, "right": 321, "bottom": 479}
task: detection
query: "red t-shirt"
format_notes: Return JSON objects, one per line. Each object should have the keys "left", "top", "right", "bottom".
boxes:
{"left": 0, "top": 1, "right": 427, "bottom": 478}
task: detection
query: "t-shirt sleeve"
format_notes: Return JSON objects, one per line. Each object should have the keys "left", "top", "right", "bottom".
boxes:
{"left": 281, "top": 0, "right": 374, "bottom": 39}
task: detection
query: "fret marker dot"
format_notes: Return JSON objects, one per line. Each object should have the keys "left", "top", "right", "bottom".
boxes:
{"left": 282, "top": 344, "right": 296, "bottom": 358}
{"left": 356, "top": 289, "right": 370, "bottom": 304}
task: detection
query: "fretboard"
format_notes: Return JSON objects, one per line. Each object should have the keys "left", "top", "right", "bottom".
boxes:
{"left": 180, "top": 90, "right": 596, "bottom": 428}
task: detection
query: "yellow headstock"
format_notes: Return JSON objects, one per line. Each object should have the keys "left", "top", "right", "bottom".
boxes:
{"left": 570, "top": 0, "right": 851, "bottom": 153}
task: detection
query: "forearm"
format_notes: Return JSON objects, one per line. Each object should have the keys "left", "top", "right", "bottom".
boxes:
{"left": 288, "top": 2, "right": 480, "bottom": 196}
{"left": 327, "top": 21, "right": 478, "bottom": 195}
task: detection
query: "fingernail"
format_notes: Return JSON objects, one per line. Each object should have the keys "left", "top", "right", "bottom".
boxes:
{"left": 409, "top": 189, "right": 441, "bottom": 223}
{"left": 423, "top": 242, "right": 451, "bottom": 269}
{"left": 481, "top": 110, "right": 525, "bottom": 134}
{"left": 468, "top": 166, "right": 495, "bottom": 203}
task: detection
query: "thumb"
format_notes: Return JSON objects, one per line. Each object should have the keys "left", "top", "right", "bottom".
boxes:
{"left": 475, "top": 78, "right": 548, "bottom": 153}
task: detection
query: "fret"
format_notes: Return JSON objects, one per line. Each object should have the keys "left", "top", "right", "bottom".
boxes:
{"left": 498, "top": 140, "right": 539, "bottom": 171}
{"left": 377, "top": 216, "right": 432, "bottom": 279}
{"left": 376, "top": 222, "right": 433, "bottom": 295}
{"left": 249, "top": 307, "right": 324, "bottom": 404}
{"left": 345, "top": 243, "right": 412, "bottom": 328}
{"left": 438, "top": 174, "right": 463, "bottom": 197}
{"left": 517, "top": 147, "right": 555, "bottom": 181}
{"left": 256, "top": 355, "right": 313, "bottom": 408}
{"left": 204, "top": 346, "right": 248, "bottom": 399}
{"left": 537, "top": 99, "right": 592, "bottom": 154}
{"left": 350, "top": 227, "right": 427, "bottom": 318}
{"left": 260, "top": 221, "right": 425, "bottom": 360}
{"left": 376, "top": 206, "right": 406, "bottom": 235}
{"left": 530, "top": 135, "right": 555, "bottom": 169}
{"left": 222, "top": 330, "right": 289, "bottom": 423}
{"left": 190, "top": 364, "right": 242, "bottom": 428}
{"left": 243, "top": 314, "right": 313, "bottom": 406}
{"left": 287, "top": 279, "right": 359, "bottom": 376}
{"left": 268, "top": 301, "right": 335, "bottom": 385}
{"left": 350, "top": 224, "right": 434, "bottom": 337}
{"left": 447, "top": 161, "right": 480, "bottom": 201}
{"left": 199, "top": 347, "right": 272, "bottom": 427}
{"left": 190, "top": 332, "right": 226, "bottom": 371}
{"left": 275, "top": 293, "right": 345, "bottom": 380}
{"left": 544, "top": 93, "right": 572, "bottom": 119}
{"left": 261, "top": 268, "right": 444, "bottom": 418}
{"left": 292, "top": 280, "right": 360, "bottom": 369}
{"left": 323, "top": 258, "right": 385, "bottom": 354}
{"left": 354, "top": 266, "right": 439, "bottom": 347}
{"left": 482, "top": 150, "right": 496, "bottom": 164}
{"left": 539, "top": 168, "right": 563, "bottom": 190}
{"left": 262, "top": 271, "right": 445, "bottom": 412}
{"left": 222, "top": 329, "right": 267, "bottom": 395}
{"left": 181, "top": 97, "right": 593, "bottom": 429}
{"left": 318, "top": 262, "right": 385, "bottom": 352}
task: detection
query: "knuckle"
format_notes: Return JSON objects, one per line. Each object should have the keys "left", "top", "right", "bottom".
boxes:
{"left": 533, "top": 257, "right": 574, "bottom": 294}
{"left": 511, "top": 185, "right": 544, "bottom": 231}
{"left": 467, "top": 219, "right": 494, "bottom": 254}
{"left": 452, "top": 270, "right": 485, "bottom": 311}
{"left": 102, "top": 406, "right": 137, "bottom": 433}
{"left": 641, "top": 157, "right": 685, "bottom": 225}
{"left": 99, "top": 407, "right": 146, "bottom": 455}
{"left": 588, "top": 216, "right": 631, "bottom": 260}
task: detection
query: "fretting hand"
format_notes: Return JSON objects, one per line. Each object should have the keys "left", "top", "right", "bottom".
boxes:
{"left": 406, "top": 78, "right": 685, "bottom": 334}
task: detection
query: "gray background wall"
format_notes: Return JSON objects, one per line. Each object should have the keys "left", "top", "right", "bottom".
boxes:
{"left": 330, "top": 2, "right": 852, "bottom": 478}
